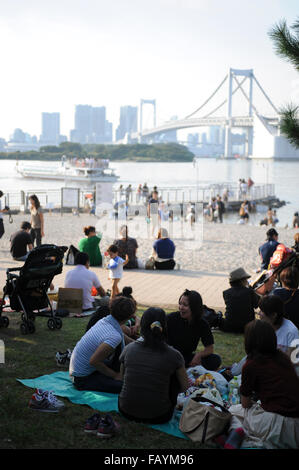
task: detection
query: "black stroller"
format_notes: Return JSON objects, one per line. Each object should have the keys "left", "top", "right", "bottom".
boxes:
{"left": 0, "top": 244, "right": 67, "bottom": 334}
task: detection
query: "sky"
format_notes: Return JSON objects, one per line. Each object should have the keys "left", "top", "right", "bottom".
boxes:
{"left": 0, "top": 0, "right": 299, "bottom": 141}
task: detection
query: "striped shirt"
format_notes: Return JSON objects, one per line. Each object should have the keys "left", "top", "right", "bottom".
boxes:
{"left": 69, "top": 315, "right": 124, "bottom": 377}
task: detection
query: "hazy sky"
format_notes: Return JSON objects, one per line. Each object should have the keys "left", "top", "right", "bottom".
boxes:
{"left": 1, "top": 0, "right": 299, "bottom": 140}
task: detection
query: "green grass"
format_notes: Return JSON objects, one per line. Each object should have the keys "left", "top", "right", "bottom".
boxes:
{"left": 0, "top": 309, "right": 245, "bottom": 449}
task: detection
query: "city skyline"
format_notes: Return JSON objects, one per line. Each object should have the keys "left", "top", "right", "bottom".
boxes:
{"left": 0, "top": 0, "right": 298, "bottom": 142}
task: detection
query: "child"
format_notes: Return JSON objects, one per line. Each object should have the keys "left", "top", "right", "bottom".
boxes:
{"left": 106, "top": 244, "right": 128, "bottom": 298}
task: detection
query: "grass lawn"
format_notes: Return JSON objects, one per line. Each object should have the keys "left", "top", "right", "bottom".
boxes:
{"left": 0, "top": 308, "right": 245, "bottom": 450}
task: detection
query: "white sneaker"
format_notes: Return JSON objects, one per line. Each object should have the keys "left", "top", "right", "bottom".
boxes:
{"left": 35, "top": 389, "right": 65, "bottom": 409}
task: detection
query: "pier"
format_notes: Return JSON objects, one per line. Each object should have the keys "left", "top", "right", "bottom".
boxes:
{"left": 2, "top": 182, "right": 283, "bottom": 214}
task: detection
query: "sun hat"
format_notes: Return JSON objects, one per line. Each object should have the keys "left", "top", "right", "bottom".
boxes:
{"left": 229, "top": 267, "right": 251, "bottom": 283}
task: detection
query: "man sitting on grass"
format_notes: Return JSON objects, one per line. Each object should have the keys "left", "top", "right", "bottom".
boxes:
{"left": 65, "top": 252, "right": 107, "bottom": 311}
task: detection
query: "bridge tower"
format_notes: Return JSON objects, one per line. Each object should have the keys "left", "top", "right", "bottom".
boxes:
{"left": 224, "top": 68, "right": 254, "bottom": 158}
{"left": 139, "top": 99, "right": 156, "bottom": 142}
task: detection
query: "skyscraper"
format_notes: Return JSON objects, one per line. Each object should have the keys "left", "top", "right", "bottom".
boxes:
{"left": 40, "top": 112, "right": 60, "bottom": 145}
{"left": 71, "top": 105, "right": 112, "bottom": 144}
{"left": 116, "top": 106, "right": 138, "bottom": 141}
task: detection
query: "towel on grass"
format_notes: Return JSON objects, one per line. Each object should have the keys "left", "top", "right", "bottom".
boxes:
{"left": 17, "top": 371, "right": 186, "bottom": 440}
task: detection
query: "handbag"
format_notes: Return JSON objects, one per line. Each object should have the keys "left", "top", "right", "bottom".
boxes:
{"left": 145, "top": 256, "right": 155, "bottom": 270}
{"left": 179, "top": 396, "right": 231, "bottom": 444}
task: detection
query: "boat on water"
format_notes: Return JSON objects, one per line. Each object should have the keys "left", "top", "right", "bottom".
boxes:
{"left": 15, "top": 156, "right": 119, "bottom": 183}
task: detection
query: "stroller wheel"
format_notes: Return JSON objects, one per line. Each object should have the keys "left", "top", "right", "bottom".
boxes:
{"left": 54, "top": 318, "right": 62, "bottom": 329}
{"left": 0, "top": 316, "right": 9, "bottom": 328}
{"left": 20, "top": 323, "right": 29, "bottom": 335}
{"left": 47, "top": 318, "right": 56, "bottom": 330}
{"left": 27, "top": 320, "right": 35, "bottom": 334}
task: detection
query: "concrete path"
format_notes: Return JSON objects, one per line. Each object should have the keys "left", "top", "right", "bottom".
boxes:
{"left": 0, "top": 257, "right": 229, "bottom": 310}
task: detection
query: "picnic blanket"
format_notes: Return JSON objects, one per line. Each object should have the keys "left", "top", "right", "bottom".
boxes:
{"left": 17, "top": 371, "right": 186, "bottom": 440}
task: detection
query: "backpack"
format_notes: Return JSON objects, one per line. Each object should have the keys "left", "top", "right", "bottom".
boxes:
{"left": 65, "top": 245, "right": 80, "bottom": 265}
{"left": 270, "top": 244, "right": 292, "bottom": 269}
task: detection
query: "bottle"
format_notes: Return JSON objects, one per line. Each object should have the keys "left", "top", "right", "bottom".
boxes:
{"left": 228, "top": 376, "right": 240, "bottom": 405}
{"left": 230, "top": 388, "right": 240, "bottom": 405}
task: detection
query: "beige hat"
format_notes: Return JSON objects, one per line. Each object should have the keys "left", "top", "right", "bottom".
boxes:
{"left": 229, "top": 267, "right": 251, "bottom": 283}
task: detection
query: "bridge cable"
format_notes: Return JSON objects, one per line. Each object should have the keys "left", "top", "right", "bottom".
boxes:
{"left": 203, "top": 77, "right": 248, "bottom": 118}
{"left": 184, "top": 74, "right": 228, "bottom": 120}
{"left": 232, "top": 76, "right": 260, "bottom": 115}
{"left": 252, "top": 74, "right": 279, "bottom": 115}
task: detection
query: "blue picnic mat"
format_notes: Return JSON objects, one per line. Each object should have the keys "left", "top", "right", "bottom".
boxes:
{"left": 17, "top": 371, "right": 186, "bottom": 440}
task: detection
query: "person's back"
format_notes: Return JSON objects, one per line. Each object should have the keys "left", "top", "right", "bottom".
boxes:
{"left": 10, "top": 222, "right": 33, "bottom": 260}
{"left": 78, "top": 235, "right": 102, "bottom": 266}
{"left": 259, "top": 229, "right": 279, "bottom": 270}
{"left": 119, "top": 340, "right": 184, "bottom": 420}
{"left": 65, "top": 253, "right": 102, "bottom": 310}
{"left": 10, "top": 230, "right": 31, "bottom": 259}
{"left": 223, "top": 285, "right": 259, "bottom": 330}
{"left": 153, "top": 237, "right": 175, "bottom": 259}
{"left": 241, "top": 352, "right": 299, "bottom": 417}
{"left": 113, "top": 237, "right": 138, "bottom": 269}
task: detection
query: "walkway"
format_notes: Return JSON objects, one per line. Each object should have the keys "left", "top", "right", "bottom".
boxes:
{"left": 0, "top": 257, "right": 229, "bottom": 310}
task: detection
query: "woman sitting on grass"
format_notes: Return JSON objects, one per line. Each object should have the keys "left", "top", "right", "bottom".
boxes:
{"left": 69, "top": 296, "right": 136, "bottom": 394}
{"left": 118, "top": 307, "right": 189, "bottom": 424}
{"left": 166, "top": 289, "right": 222, "bottom": 371}
{"left": 78, "top": 225, "right": 102, "bottom": 267}
{"left": 227, "top": 320, "right": 299, "bottom": 449}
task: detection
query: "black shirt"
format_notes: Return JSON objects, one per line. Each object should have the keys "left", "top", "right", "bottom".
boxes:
{"left": 273, "top": 287, "right": 299, "bottom": 329}
{"left": 10, "top": 230, "right": 32, "bottom": 259}
{"left": 223, "top": 286, "right": 260, "bottom": 330}
{"left": 166, "top": 311, "right": 214, "bottom": 363}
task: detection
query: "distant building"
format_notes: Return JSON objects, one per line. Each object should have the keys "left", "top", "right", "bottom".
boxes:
{"left": 116, "top": 106, "right": 138, "bottom": 141}
{"left": 71, "top": 104, "right": 112, "bottom": 144}
{"left": 40, "top": 112, "right": 60, "bottom": 145}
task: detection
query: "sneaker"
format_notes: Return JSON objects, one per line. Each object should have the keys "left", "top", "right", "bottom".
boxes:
{"left": 29, "top": 391, "right": 62, "bottom": 413}
{"left": 55, "top": 349, "right": 72, "bottom": 366}
{"left": 35, "top": 389, "right": 65, "bottom": 409}
{"left": 97, "top": 414, "right": 120, "bottom": 438}
{"left": 84, "top": 413, "right": 102, "bottom": 433}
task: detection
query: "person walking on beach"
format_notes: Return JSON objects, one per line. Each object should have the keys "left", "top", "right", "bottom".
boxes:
{"left": 29, "top": 194, "right": 44, "bottom": 247}
{"left": 106, "top": 244, "right": 129, "bottom": 298}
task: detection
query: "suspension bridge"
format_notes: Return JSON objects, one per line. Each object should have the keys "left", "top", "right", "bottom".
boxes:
{"left": 127, "top": 68, "right": 299, "bottom": 160}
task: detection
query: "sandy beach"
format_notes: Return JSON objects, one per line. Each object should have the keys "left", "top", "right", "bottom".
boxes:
{"left": 0, "top": 212, "right": 297, "bottom": 275}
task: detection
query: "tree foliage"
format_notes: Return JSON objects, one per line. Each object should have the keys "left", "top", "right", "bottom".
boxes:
{"left": 0, "top": 143, "right": 194, "bottom": 162}
{"left": 269, "top": 17, "right": 299, "bottom": 148}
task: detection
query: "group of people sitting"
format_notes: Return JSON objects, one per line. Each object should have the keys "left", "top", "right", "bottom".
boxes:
{"left": 66, "top": 225, "right": 299, "bottom": 448}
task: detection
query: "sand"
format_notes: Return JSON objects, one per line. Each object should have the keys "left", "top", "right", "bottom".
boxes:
{"left": 0, "top": 212, "right": 297, "bottom": 276}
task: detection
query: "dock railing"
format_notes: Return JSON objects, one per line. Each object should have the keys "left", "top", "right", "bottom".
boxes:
{"left": 3, "top": 182, "right": 276, "bottom": 212}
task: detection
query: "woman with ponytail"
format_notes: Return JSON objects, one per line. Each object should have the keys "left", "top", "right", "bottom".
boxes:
{"left": 118, "top": 307, "right": 189, "bottom": 424}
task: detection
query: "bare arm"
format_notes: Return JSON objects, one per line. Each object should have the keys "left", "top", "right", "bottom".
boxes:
{"left": 39, "top": 212, "right": 44, "bottom": 237}
{"left": 189, "top": 344, "right": 214, "bottom": 367}
{"left": 241, "top": 395, "right": 252, "bottom": 409}
{"left": 175, "top": 366, "right": 189, "bottom": 393}
{"left": 89, "top": 342, "right": 122, "bottom": 380}
{"left": 96, "top": 285, "right": 106, "bottom": 297}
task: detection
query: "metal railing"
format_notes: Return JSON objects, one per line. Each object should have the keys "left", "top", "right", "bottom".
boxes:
{"left": 3, "top": 182, "right": 276, "bottom": 211}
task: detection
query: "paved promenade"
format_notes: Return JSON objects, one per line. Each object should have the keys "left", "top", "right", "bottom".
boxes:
{"left": 0, "top": 256, "right": 229, "bottom": 311}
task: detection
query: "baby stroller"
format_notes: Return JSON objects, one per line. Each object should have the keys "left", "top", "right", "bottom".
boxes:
{"left": 0, "top": 244, "right": 67, "bottom": 334}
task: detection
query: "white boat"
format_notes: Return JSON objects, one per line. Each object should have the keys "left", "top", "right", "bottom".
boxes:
{"left": 15, "top": 156, "right": 119, "bottom": 183}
